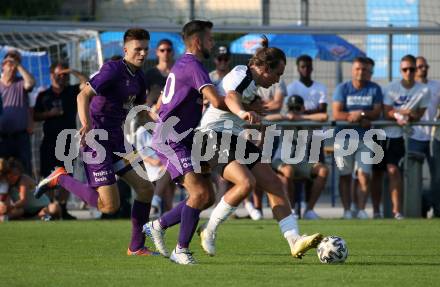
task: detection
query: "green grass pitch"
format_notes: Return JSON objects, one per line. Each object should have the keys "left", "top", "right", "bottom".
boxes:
{"left": 1, "top": 219, "right": 440, "bottom": 286}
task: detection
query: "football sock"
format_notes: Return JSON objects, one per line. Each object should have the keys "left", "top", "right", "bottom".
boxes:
{"left": 206, "top": 196, "right": 236, "bottom": 233}
{"left": 129, "top": 200, "right": 150, "bottom": 252}
{"left": 178, "top": 204, "right": 201, "bottom": 248}
{"left": 279, "top": 214, "right": 300, "bottom": 240}
{"left": 58, "top": 175, "right": 98, "bottom": 207}
{"left": 158, "top": 200, "right": 186, "bottom": 229}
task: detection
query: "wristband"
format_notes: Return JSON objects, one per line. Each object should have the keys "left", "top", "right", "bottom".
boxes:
{"left": 393, "top": 112, "right": 404, "bottom": 121}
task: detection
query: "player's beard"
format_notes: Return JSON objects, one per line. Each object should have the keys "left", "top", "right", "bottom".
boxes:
{"left": 202, "top": 47, "right": 210, "bottom": 59}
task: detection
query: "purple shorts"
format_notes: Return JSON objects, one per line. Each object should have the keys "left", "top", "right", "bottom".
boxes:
{"left": 82, "top": 128, "right": 134, "bottom": 188}
{"left": 155, "top": 143, "right": 194, "bottom": 181}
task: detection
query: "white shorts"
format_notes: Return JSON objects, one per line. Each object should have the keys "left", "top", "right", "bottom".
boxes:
{"left": 334, "top": 140, "right": 373, "bottom": 176}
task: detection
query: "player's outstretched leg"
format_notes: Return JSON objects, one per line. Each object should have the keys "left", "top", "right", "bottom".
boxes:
{"left": 251, "top": 162, "right": 323, "bottom": 258}
{"left": 34, "top": 167, "right": 68, "bottom": 198}
{"left": 34, "top": 167, "right": 99, "bottom": 207}
{"left": 198, "top": 161, "right": 254, "bottom": 256}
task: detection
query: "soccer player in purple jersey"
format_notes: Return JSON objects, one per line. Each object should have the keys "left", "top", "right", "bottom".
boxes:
{"left": 34, "top": 28, "right": 158, "bottom": 256}
{"left": 142, "top": 20, "right": 227, "bottom": 265}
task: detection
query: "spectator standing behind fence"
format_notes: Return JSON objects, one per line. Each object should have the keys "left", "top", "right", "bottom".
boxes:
{"left": 414, "top": 56, "right": 440, "bottom": 218}
{"left": 351, "top": 57, "right": 385, "bottom": 218}
{"left": 332, "top": 57, "right": 383, "bottom": 219}
{"left": 145, "top": 39, "right": 174, "bottom": 108}
{"left": 383, "top": 54, "right": 430, "bottom": 220}
{"left": 0, "top": 50, "right": 35, "bottom": 175}
{"left": 209, "top": 46, "right": 231, "bottom": 87}
{"left": 33, "top": 62, "right": 87, "bottom": 220}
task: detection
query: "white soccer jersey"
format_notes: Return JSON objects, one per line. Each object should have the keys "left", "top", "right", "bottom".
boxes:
{"left": 199, "top": 65, "right": 257, "bottom": 135}
{"left": 412, "top": 80, "right": 440, "bottom": 141}
{"left": 285, "top": 80, "right": 327, "bottom": 112}
{"left": 383, "top": 80, "right": 431, "bottom": 138}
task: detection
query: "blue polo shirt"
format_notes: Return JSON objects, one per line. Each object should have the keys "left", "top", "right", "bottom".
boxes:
{"left": 333, "top": 80, "right": 383, "bottom": 137}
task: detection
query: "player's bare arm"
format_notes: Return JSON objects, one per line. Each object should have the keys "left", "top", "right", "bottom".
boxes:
{"left": 225, "top": 90, "right": 260, "bottom": 124}
{"left": 77, "top": 84, "right": 96, "bottom": 140}
{"left": 201, "top": 84, "right": 227, "bottom": 110}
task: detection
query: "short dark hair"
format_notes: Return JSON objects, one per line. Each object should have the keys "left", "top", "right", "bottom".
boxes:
{"left": 296, "top": 54, "right": 313, "bottom": 66}
{"left": 353, "top": 56, "right": 369, "bottom": 65}
{"left": 182, "top": 20, "right": 213, "bottom": 42}
{"left": 6, "top": 158, "right": 23, "bottom": 174}
{"left": 365, "top": 57, "right": 375, "bottom": 67}
{"left": 156, "top": 38, "right": 173, "bottom": 48}
{"left": 50, "top": 62, "right": 69, "bottom": 73}
{"left": 110, "top": 55, "right": 123, "bottom": 61}
{"left": 416, "top": 56, "right": 427, "bottom": 62}
{"left": 3, "top": 50, "right": 21, "bottom": 63}
{"left": 401, "top": 54, "right": 416, "bottom": 65}
{"left": 123, "top": 28, "right": 150, "bottom": 43}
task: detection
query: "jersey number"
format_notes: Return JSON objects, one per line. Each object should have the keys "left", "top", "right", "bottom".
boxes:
{"left": 161, "top": 73, "right": 176, "bottom": 104}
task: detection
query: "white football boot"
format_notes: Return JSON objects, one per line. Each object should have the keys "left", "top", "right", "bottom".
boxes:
{"left": 288, "top": 233, "right": 323, "bottom": 259}
{"left": 170, "top": 247, "right": 197, "bottom": 265}
{"left": 143, "top": 221, "right": 170, "bottom": 257}
{"left": 197, "top": 223, "right": 216, "bottom": 256}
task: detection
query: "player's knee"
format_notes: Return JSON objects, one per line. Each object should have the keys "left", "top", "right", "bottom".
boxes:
{"left": 100, "top": 202, "right": 120, "bottom": 214}
{"left": 279, "top": 165, "right": 294, "bottom": 179}
{"left": 0, "top": 202, "right": 7, "bottom": 215}
{"left": 134, "top": 185, "right": 153, "bottom": 203}
{"left": 387, "top": 165, "right": 400, "bottom": 179}
{"left": 205, "top": 191, "right": 216, "bottom": 208}
{"left": 48, "top": 203, "right": 61, "bottom": 217}
{"left": 317, "top": 164, "right": 329, "bottom": 178}
{"left": 240, "top": 176, "right": 256, "bottom": 194}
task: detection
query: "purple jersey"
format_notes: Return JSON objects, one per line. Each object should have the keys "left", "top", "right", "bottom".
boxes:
{"left": 88, "top": 59, "right": 147, "bottom": 129}
{"left": 153, "top": 53, "right": 212, "bottom": 147}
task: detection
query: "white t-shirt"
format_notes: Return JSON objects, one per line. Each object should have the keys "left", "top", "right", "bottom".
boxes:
{"left": 412, "top": 80, "right": 440, "bottom": 141}
{"left": 200, "top": 65, "right": 257, "bottom": 136}
{"left": 383, "top": 80, "right": 431, "bottom": 138}
{"left": 257, "top": 80, "right": 287, "bottom": 102}
{"left": 209, "top": 70, "right": 223, "bottom": 87}
{"left": 286, "top": 80, "right": 327, "bottom": 112}
{"left": 135, "top": 126, "right": 163, "bottom": 182}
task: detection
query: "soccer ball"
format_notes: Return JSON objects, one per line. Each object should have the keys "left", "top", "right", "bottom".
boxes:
{"left": 317, "top": 236, "right": 348, "bottom": 264}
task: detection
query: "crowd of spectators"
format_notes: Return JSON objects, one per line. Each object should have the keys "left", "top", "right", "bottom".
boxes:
{"left": 1, "top": 42, "right": 439, "bottom": 222}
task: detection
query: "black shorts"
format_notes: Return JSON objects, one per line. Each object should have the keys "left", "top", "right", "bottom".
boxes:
{"left": 201, "top": 131, "right": 262, "bottom": 176}
{"left": 372, "top": 134, "right": 386, "bottom": 171}
{"left": 384, "top": 137, "right": 405, "bottom": 167}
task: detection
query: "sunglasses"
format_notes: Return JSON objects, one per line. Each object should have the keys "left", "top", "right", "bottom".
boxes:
{"left": 401, "top": 67, "right": 416, "bottom": 73}
{"left": 159, "top": 48, "right": 172, "bottom": 53}
{"left": 417, "top": 65, "right": 429, "bottom": 69}
{"left": 217, "top": 57, "right": 229, "bottom": 62}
